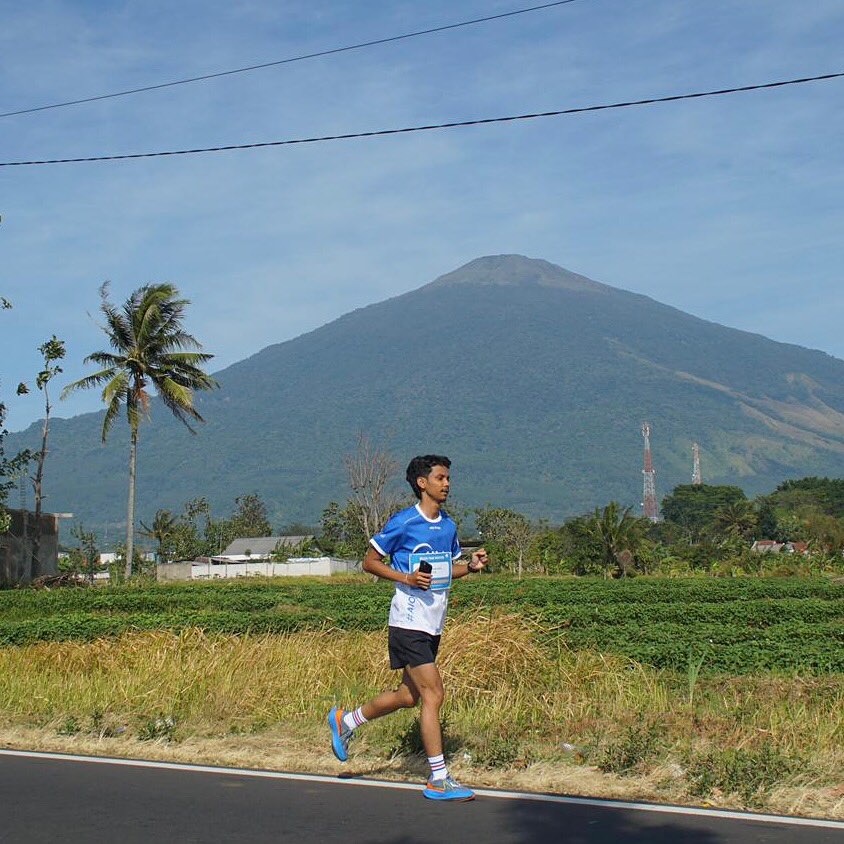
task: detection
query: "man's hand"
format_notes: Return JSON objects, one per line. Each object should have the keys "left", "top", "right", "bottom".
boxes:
{"left": 408, "top": 569, "right": 432, "bottom": 590}
{"left": 469, "top": 548, "right": 488, "bottom": 572}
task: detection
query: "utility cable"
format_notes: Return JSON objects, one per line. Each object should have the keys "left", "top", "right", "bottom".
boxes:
{"left": 0, "top": 0, "right": 583, "bottom": 119}
{"left": 1, "top": 71, "right": 841, "bottom": 168}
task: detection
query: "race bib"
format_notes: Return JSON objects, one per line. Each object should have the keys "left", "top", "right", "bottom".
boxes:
{"left": 410, "top": 550, "right": 452, "bottom": 592}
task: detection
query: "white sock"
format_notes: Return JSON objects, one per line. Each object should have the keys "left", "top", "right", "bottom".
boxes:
{"left": 428, "top": 754, "right": 448, "bottom": 780}
{"left": 342, "top": 707, "right": 367, "bottom": 732}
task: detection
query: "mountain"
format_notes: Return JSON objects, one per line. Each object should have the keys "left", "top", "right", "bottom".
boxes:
{"left": 8, "top": 255, "right": 844, "bottom": 530}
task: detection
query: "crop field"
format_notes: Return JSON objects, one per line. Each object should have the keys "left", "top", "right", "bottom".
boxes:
{"left": 0, "top": 575, "right": 841, "bottom": 674}
{"left": 0, "top": 575, "right": 842, "bottom": 816}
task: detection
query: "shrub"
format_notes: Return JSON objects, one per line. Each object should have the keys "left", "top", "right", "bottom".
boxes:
{"left": 597, "top": 718, "right": 663, "bottom": 775}
{"left": 686, "top": 743, "right": 799, "bottom": 806}
{"left": 138, "top": 714, "right": 177, "bottom": 742}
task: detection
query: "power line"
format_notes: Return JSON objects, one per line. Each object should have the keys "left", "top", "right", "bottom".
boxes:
{"left": 2, "top": 71, "right": 841, "bottom": 168}
{"left": 0, "top": 1, "right": 583, "bottom": 120}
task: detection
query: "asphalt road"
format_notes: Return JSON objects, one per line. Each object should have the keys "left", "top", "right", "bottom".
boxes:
{"left": 1, "top": 751, "right": 841, "bottom": 843}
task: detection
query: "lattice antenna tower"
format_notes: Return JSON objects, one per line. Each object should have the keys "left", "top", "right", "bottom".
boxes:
{"left": 692, "top": 442, "right": 702, "bottom": 485}
{"left": 18, "top": 470, "right": 28, "bottom": 510}
{"left": 641, "top": 422, "right": 660, "bottom": 522}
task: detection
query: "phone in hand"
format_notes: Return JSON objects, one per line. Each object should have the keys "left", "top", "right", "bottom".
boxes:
{"left": 418, "top": 560, "right": 432, "bottom": 574}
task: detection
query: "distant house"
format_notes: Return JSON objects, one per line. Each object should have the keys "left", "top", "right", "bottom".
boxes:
{"left": 98, "top": 551, "right": 155, "bottom": 565}
{"left": 751, "top": 540, "right": 809, "bottom": 555}
{"left": 751, "top": 540, "right": 783, "bottom": 553}
{"left": 214, "top": 536, "right": 316, "bottom": 562}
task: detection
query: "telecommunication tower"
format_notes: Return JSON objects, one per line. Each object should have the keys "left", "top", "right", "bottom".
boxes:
{"left": 641, "top": 422, "right": 659, "bottom": 522}
{"left": 692, "top": 442, "right": 702, "bottom": 485}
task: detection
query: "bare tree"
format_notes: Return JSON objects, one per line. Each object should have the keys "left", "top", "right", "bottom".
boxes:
{"left": 343, "top": 434, "right": 402, "bottom": 541}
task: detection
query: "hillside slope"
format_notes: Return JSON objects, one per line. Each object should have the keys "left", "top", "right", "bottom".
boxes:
{"left": 9, "top": 255, "right": 844, "bottom": 529}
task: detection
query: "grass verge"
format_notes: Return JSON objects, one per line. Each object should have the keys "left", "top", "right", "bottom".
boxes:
{"left": 0, "top": 612, "right": 841, "bottom": 818}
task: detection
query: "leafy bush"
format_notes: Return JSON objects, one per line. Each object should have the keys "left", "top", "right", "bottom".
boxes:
{"left": 138, "top": 714, "right": 177, "bottom": 742}
{"left": 598, "top": 718, "right": 663, "bottom": 775}
{"left": 469, "top": 731, "right": 524, "bottom": 769}
{"left": 687, "top": 744, "right": 800, "bottom": 806}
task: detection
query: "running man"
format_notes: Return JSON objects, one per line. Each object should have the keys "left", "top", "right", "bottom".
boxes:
{"left": 327, "top": 454, "right": 488, "bottom": 801}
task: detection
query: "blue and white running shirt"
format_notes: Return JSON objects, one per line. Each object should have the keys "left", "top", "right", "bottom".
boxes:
{"left": 370, "top": 503, "right": 462, "bottom": 635}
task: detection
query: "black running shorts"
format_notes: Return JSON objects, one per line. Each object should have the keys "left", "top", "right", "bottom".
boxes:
{"left": 388, "top": 626, "right": 441, "bottom": 670}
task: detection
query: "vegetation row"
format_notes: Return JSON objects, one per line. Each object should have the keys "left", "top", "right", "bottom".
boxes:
{"left": 0, "top": 577, "right": 840, "bottom": 673}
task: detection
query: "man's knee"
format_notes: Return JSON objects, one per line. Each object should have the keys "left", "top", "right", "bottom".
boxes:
{"left": 419, "top": 683, "right": 444, "bottom": 709}
{"left": 397, "top": 684, "right": 419, "bottom": 708}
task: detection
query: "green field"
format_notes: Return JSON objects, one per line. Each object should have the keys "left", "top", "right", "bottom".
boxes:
{"left": 1, "top": 576, "right": 841, "bottom": 674}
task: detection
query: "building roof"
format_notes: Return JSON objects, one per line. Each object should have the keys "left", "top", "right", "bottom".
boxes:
{"left": 220, "top": 536, "right": 314, "bottom": 557}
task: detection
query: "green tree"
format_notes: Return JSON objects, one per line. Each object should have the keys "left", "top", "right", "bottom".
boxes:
{"left": 0, "top": 403, "right": 27, "bottom": 535}
{"left": 756, "top": 498, "right": 779, "bottom": 540}
{"left": 68, "top": 523, "right": 99, "bottom": 584}
{"left": 662, "top": 484, "right": 748, "bottom": 540}
{"left": 0, "top": 297, "right": 13, "bottom": 533}
{"left": 228, "top": 493, "right": 272, "bottom": 538}
{"left": 62, "top": 283, "right": 217, "bottom": 577}
{"left": 712, "top": 499, "right": 757, "bottom": 542}
{"left": 272, "top": 536, "right": 321, "bottom": 562}
{"left": 583, "top": 501, "right": 646, "bottom": 579}
{"left": 200, "top": 493, "right": 274, "bottom": 557}
{"left": 554, "top": 515, "right": 607, "bottom": 575}
{"left": 16, "top": 335, "right": 66, "bottom": 576}
{"left": 164, "top": 497, "right": 208, "bottom": 561}
{"left": 0, "top": 298, "right": 28, "bottom": 534}
{"left": 768, "top": 477, "right": 844, "bottom": 519}
{"left": 475, "top": 506, "right": 534, "bottom": 578}
{"left": 139, "top": 509, "right": 178, "bottom": 564}
{"left": 319, "top": 500, "right": 368, "bottom": 559}
{"left": 803, "top": 512, "right": 844, "bottom": 554}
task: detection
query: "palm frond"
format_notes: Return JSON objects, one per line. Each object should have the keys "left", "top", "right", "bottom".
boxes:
{"left": 99, "top": 283, "right": 134, "bottom": 352}
{"left": 101, "top": 391, "right": 124, "bottom": 442}
{"left": 61, "top": 367, "right": 119, "bottom": 399}
{"left": 85, "top": 351, "right": 125, "bottom": 368}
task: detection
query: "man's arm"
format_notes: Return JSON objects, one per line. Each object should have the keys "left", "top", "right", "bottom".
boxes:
{"left": 452, "top": 548, "right": 489, "bottom": 580}
{"left": 362, "top": 545, "right": 432, "bottom": 590}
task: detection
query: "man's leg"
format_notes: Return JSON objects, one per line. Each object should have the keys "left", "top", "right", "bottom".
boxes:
{"left": 404, "top": 662, "right": 444, "bottom": 758}
{"left": 360, "top": 669, "right": 420, "bottom": 720}
{"left": 328, "top": 671, "right": 419, "bottom": 762}
{"left": 405, "top": 662, "right": 474, "bottom": 800}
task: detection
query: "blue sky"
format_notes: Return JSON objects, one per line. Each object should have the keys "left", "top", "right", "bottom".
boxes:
{"left": 2, "top": 0, "right": 843, "bottom": 431}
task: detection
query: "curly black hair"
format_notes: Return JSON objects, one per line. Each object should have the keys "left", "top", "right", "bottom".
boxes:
{"left": 406, "top": 454, "right": 451, "bottom": 500}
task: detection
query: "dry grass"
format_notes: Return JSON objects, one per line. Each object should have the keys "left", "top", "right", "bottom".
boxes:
{"left": 0, "top": 611, "right": 841, "bottom": 819}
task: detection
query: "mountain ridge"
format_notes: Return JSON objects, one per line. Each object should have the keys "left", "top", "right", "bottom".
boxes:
{"left": 7, "top": 255, "right": 844, "bottom": 530}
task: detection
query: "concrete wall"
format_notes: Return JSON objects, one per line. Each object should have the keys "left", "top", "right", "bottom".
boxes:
{"left": 156, "top": 561, "right": 194, "bottom": 583}
{"left": 156, "top": 557, "right": 361, "bottom": 581}
{"left": 0, "top": 509, "right": 59, "bottom": 586}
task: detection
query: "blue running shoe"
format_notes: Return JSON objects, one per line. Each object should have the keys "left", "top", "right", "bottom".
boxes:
{"left": 327, "top": 706, "right": 353, "bottom": 762}
{"left": 422, "top": 775, "right": 475, "bottom": 801}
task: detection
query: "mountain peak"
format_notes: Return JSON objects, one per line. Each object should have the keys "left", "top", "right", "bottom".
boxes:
{"left": 426, "top": 254, "right": 608, "bottom": 293}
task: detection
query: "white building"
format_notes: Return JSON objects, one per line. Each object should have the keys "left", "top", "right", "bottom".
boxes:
{"left": 214, "top": 535, "right": 315, "bottom": 562}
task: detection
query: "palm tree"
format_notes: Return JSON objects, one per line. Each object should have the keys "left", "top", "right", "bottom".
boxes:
{"left": 713, "top": 500, "right": 757, "bottom": 541}
{"left": 139, "top": 508, "right": 178, "bottom": 564}
{"left": 63, "top": 283, "right": 217, "bottom": 577}
{"left": 584, "top": 501, "right": 645, "bottom": 579}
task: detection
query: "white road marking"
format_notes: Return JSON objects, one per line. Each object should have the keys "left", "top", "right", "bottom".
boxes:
{"left": 1, "top": 748, "right": 842, "bottom": 830}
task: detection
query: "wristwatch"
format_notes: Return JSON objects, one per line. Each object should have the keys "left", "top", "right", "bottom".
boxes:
{"left": 467, "top": 559, "right": 481, "bottom": 573}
